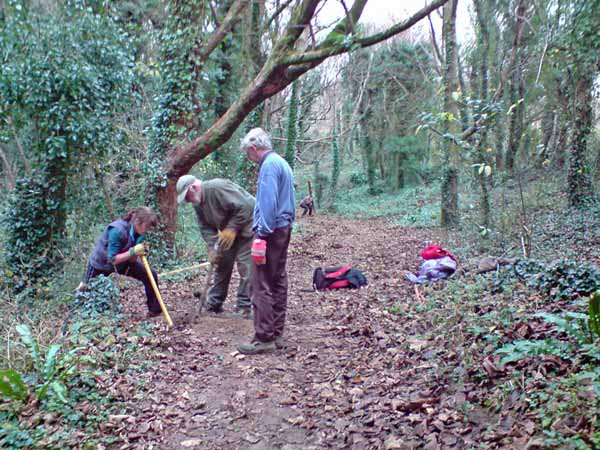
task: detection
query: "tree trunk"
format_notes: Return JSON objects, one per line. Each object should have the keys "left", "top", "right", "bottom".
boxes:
{"left": 493, "top": 114, "right": 506, "bottom": 171}
{"left": 537, "top": 106, "right": 555, "bottom": 167}
{"left": 0, "top": 144, "right": 15, "bottom": 189}
{"left": 505, "top": 64, "right": 525, "bottom": 173}
{"left": 441, "top": 167, "right": 459, "bottom": 226}
{"left": 440, "top": 0, "right": 459, "bottom": 227}
{"left": 552, "top": 73, "right": 569, "bottom": 169}
{"left": 236, "top": 0, "right": 265, "bottom": 194}
{"left": 473, "top": 0, "right": 491, "bottom": 229}
{"left": 504, "top": 0, "right": 528, "bottom": 174}
{"left": 313, "top": 159, "right": 324, "bottom": 208}
{"left": 377, "top": 138, "right": 385, "bottom": 181}
{"left": 456, "top": 53, "right": 470, "bottom": 132}
{"left": 364, "top": 133, "right": 377, "bottom": 195}
{"left": 396, "top": 152, "right": 405, "bottom": 190}
{"left": 568, "top": 70, "right": 594, "bottom": 207}
{"left": 94, "top": 166, "right": 115, "bottom": 221}
{"left": 328, "top": 119, "right": 340, "bottom": 207}
{"left": 284, "top": 81, "right": 299, "bottom": 170}
{"left": 212, "top": 0, "right": 237, "bottom": 169}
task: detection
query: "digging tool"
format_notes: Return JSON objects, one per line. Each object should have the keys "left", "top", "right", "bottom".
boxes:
{"left": 198, "top": 241, "right": 223, "bottom": 313}
{"left": 192, "top": 241, "right": 223, "bottom": 318}
{"left": 159, "top": 262, "right": 211, "bottom": 278}
{"left": 140, "top": 255, "right": 174, "bottom": 327}
{"left": 196, "top": 262, "right": 214, "bottom": 315}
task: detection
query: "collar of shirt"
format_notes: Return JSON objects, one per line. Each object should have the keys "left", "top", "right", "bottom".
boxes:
{"left": 258, "top": 151, "right": 273, "bottom": 168}
{"left": 129, "top": 224, "right": 142, "bottom": 244}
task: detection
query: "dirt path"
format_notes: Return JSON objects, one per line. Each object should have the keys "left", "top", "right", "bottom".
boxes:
{"left": 109, "top": 215, "right": 457, "bottom": 450}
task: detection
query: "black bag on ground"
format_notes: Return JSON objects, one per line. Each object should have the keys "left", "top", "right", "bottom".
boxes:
{"left": 312, "top": 265, "right": 368, "bottom": 291}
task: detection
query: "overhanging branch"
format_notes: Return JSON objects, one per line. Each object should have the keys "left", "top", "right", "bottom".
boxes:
{"left": 200, "top": 0, "right": 247, "bottom": 61}
{"left": 283, "top": 0, "right": 448, "bottom": 66}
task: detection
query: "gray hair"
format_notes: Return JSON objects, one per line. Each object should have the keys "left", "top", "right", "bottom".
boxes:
{"left": 240, "top": 127, "right": 272, "bottom": 153}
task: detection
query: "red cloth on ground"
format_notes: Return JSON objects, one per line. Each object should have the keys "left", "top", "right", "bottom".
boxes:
{"left": 421, "top": 245, "right": 457, "bottom": 263}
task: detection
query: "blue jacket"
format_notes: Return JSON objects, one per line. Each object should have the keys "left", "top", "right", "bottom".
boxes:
{"left": 253, "top": 152, "right": 295, "bottom": 237}
{"left": 89, "top": 219, "right": 143, "bottom": 271}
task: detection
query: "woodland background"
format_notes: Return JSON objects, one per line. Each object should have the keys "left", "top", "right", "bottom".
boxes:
{"left": 0, "top": 0, "right": 599, "bottom": 448}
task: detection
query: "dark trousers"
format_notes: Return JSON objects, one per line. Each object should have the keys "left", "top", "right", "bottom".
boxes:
{"left": 251, "top": 226, "right": 292, "bottom": 343}
{"left": 301, "top": 205, "right": 313, "bottom": 216}
{"left": 84, "top": 261, "right": 161, "bottom": 313}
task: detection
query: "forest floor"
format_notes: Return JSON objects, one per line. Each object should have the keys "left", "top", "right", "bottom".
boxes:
{"left": 99, "top": 213, "right": 598, "bottom": 450}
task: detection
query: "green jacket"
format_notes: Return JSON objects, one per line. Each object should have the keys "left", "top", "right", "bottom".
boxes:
{"left": 193, "top": 179, "right": 255, "bottom": 246}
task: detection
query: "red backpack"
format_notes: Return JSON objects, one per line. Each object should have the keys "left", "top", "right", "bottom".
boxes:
{"left": 421, "top": 245, "right": 457, "bottom": 263}
{"left": 312, "top": 265, "right": 368, "bottom": 291}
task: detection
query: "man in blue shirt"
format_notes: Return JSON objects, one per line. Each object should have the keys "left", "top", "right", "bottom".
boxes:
{"left": 237, "top": 128, "right": 295, "bottom": 354}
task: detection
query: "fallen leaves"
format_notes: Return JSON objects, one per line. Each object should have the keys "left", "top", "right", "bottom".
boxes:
{"left": 180, "top": 438, "right": 202, "bottom": 447}
{"left": 96, "top": 215, "right": 597, "bottom": 450}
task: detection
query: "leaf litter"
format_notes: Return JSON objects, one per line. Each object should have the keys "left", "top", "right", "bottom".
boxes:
{"left": 103, "top": 215, "right": 598, "bottom": 449}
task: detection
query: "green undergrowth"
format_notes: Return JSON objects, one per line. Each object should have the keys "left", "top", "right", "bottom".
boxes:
{"left": 375, "top": 172, "right": 600, "bottom": 447}
{"left": 399, "top": 226, "right": 600, "bottom": 446}
{"left": 0, "top": 277, "right": 155, "bottom": 449}
{"left": 390, "top": 261, "right": 600, "bottom": 448}
{"left": 332, "top": 182, "right": 441, "bottom": 225}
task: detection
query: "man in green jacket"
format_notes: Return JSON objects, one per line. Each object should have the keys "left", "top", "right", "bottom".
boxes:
{"left": 176, "top": 175, "right": 255, "bottom": 317}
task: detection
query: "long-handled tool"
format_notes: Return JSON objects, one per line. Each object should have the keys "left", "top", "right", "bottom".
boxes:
{"left": 159, "top": 262, "right": 211, "bottom": 278}
{"left": 197, "top": 262, "right": 214, "bottom": 315}
{"left": 191, "top": 242, "right": 221, "bottom": 320}
{"left": 141, "top": 255, "right": 174, "bottom": 327}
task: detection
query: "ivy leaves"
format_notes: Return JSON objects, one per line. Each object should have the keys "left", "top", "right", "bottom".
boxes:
{"left": 1, "top": 5, "right": 134, "bottom": 288}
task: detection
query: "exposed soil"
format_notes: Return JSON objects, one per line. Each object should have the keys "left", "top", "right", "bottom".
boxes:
{"left": 99, "top": 214, "right": 562, "bottom": 450}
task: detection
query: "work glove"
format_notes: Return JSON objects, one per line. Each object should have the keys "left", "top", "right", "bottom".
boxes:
{"left": 217, "top": 228, "right": 237, "bottom": 251}
{"left": 251, "top": 238, "right": 267, "bottom": 265}
{"left": 208, "top": 248, "right": 223, "bottom": 265}
{"left": 129, "top": 243, "right": 148, "bottom": 257}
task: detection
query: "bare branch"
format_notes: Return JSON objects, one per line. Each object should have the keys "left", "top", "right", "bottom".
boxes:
{"left": 5, "top": 116, "right": 31, "bottom": 175}
{"left": 427, "top": 14, "right": 442, "bottom": 71}
{"left": 263, "top": 0, "right": 296, "bottom": 32}
{"left": 535, "top": 38, "right": 549, "bottom": 84}
{"left": 283, "top": 0, "right": 448, "bottom": 66}
{"left": 0, "top": 144, "right": 16, "bottom": 189}
{"left": 199, "top": 0, "right": 247, "bottom": 61}
{"left": 309, "top": 23, "right": 317, "bottom": 48}
{"left": 339, "top": 0, "right": 354, "bottom": 34}
{"left": 209, "top": 1, "right": 219, "bottom": 25}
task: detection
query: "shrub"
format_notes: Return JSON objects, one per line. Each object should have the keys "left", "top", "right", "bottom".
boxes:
{"left": 349, "top": 170, "right": 368, "bottom": 187}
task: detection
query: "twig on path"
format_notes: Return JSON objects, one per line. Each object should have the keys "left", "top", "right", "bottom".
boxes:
{"left": 414, "top": 285, "right": 423, "bottom": 302}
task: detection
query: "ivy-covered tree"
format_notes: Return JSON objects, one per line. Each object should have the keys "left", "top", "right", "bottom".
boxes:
{"left": 473, "top": 0, "right": 493, "bottom": 228}
{"left": 284, "top": 81, "right": 299, "bottom": 170}
{"left": 341, "top": 37, "right": 435, "bottom": 194}
{"left": 0, "top": 3, "right": 134, "bottom": 286}
{"left": 236, "top": 0, "right": 266, "bottom": 194}
{"left": 560, "top": 0, "right": 598, "bottom": 206}
{"left": 328, "top": 117, "right": 340, "bottom": 207}
{"left": 440, "top": 0, "right": 460, "bottom": 227}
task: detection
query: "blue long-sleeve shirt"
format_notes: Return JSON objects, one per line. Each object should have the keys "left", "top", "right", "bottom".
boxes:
{"left": 253, "top": 151, "right": 295, "bottom": 237}
{"left": 107, "top": 225, "right": 143, "bottom": 262}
